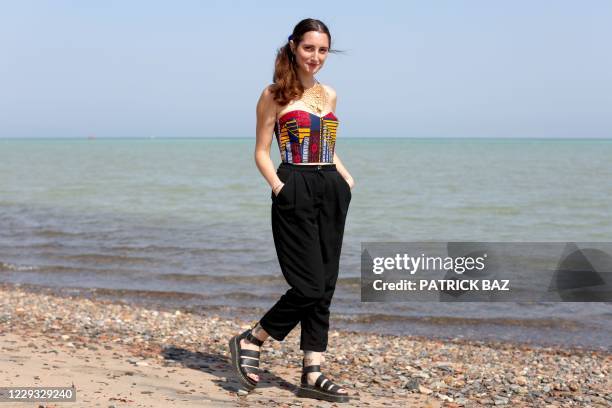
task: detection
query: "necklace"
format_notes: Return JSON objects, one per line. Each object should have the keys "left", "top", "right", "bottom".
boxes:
{"left": 299, "top": 81, "right": 327, "bottom": 114}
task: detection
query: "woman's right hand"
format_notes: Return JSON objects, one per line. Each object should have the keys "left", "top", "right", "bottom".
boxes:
{"left": 273, "top": 182, "right": 285, "bottom": 197}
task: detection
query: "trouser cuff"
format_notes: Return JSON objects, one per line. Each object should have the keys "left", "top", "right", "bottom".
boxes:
{"left": 300, "top": 343, "right": 327, "bottom": 352}
{"left": 258, "top": 319, "right": 287, "bottom": 342}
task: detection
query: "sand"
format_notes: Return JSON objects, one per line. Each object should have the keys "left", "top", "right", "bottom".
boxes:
{"left": 0, "top": 283, "right": 609, "bottom": 407}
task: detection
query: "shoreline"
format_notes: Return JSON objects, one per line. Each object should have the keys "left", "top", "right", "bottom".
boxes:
{"left": 3, "top": 282, "right": 609, "bottom": 353}
{"left": 1, "top": 283, "right": 610, "bottom": 407}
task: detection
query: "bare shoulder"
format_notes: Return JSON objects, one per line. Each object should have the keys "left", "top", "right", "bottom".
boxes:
{"left": 321, "top": 84, "right": 337, "bottom": 111}
{"left": 257, "top": 84, "right": 279, "bottom": 113}
{"left": 321, "top": 84, "right": 337, "bottom": 100}
{"left": 260, "top": 84, "right": 277, "bottom": 101}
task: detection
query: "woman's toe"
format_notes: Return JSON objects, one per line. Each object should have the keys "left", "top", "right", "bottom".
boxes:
{"left": 248, "top": 373, "right": 259, "bottom": 382}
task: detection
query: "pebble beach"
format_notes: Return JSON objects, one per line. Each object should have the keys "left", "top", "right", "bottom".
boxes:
{"left": 0, "top": 283, "right": 610, "bottom": 408}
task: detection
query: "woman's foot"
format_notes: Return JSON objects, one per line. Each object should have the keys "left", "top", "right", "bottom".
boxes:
{"left": 228, "top": 323, "right": 269, "bottom": 391}
{"left": 240, "top": 335, "right": 262, "bottom": 382}
{"left": 304, "top": 370, "right": 348, "bottom": 395}
{"left": 296, "top": 352, "right": 349, "bottom": 403}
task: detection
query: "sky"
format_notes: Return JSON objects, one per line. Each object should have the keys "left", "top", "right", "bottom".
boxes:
{"left": 1, "top": 0, "right": 611, "bottom": 138}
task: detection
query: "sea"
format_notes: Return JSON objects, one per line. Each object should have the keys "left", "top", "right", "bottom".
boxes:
{"left": 1, "top": 137, "right": 611, "bottom": 351}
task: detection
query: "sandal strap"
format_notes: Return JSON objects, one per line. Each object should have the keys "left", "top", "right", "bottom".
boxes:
{"left": 299, "top": 358, "right": 347, "bottom": 395}
{"left": 302, "top": 364, "right": 321, "bottom": 374}
{"left": 245, "top": 330, "right": 264, "bottom": 347}
{"left": 241, "top": 365, "right": 260, "bottom": 374}
{"left": 240, "top": 349, "right": 260, "bottom": 358}
{"left": 328, "top": 383, "right": 340, "bottom": 392}
{"left": 302, "top": 372, "right": 343, "bottom": 394}
{"left": 240, "top": 356, "right": 259, "bottom": 366}
{"left": 315, "top": 373, "right": 332, "bottom": 388}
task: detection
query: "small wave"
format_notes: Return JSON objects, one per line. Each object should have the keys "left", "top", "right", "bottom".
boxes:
{"left": 82, "top": 287, "right": 279, "bottom": 304}
{"left": 59, "top": 253, "right": 156, "bottom": 264}
{"left": 187, "top": 247, "right": 251, "bottom": 255}
{"left": 157, "top": 273, "right": 284, "bottom": 284}
{"left": 156, "top": 273, "right": 361, "bottom": 286}
{"left": 36, "top": 229, "right": 81, "bottom": 238}
{"left": 207, "top": 291, "right": 274, "bottom": 302}
{"left": 86, "top": 287, "right": 206, "bottom": 300}
{"left": 104, "top": 244, "right": 187, "bottom": 253}
{"left": 0, "top": 263, "right": 146, "bottom": 276}
{"left": 0, "top": 262, "right": 40, "bottom": 272}
{"left": 10, "top": 242, "right": 66, "bottom": 250}
{"left": 81, "top": 288, "right": 276, "bottom": 303}
{"left": 336, "top": 313, "right": 584, "bottom": 329}
{"left": 455, "top": 206, "right": 522, "bottom": 215}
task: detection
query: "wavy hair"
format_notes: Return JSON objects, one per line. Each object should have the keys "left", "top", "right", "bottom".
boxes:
{"left": 271, "top": 18, "right": 341, "bottom": 107}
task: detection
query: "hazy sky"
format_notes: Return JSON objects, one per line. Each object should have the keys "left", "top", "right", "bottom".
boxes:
{"left": 1, "top": 0, "right": 611, "bottom": 138}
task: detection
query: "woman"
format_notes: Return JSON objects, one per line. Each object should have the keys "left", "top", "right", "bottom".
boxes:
{"left": 229, "top": 18, "right": 354, "bottom": 403}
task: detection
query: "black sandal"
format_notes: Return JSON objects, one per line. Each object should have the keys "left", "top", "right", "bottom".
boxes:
{"left": 228, "top": 328, "right": 263, "bottom": 391}
{"left": 296, "top": 358, "right": 350, "bottom": 403}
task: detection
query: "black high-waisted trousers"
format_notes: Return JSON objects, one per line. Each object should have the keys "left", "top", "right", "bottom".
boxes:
{"left": 259, "top": 162, "right": 352, "bottom": 352}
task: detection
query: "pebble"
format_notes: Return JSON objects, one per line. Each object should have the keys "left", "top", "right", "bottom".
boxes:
{"left": 494, "top": 396, "right": 509, "bottom": 405}
{"left": 418, "top": 385, "right": 433, "bottom": 394}
{"left": 515, "top": 375, "right": 527, "bottom": 385}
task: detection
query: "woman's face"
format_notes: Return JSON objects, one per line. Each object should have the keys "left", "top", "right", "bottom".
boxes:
{"left": 290, "top": 31, "right": 330, "bottom": 76}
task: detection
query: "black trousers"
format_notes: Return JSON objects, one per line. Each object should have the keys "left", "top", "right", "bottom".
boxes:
{"left": 259, "top": 162, "right": 352, "bottom": 352}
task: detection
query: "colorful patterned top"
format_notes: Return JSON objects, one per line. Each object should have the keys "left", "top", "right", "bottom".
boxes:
{"left": 274, "top": 109, "right": 339, "bottom": 164}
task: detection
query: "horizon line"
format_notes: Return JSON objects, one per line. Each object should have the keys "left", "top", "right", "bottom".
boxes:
{"left": 1, "top": 136, "right": 612, "bottom": 141}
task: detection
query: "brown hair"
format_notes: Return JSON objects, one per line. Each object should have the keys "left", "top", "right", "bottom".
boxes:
{"left": 271, "top": 18, "right": 341, "bottom": 107}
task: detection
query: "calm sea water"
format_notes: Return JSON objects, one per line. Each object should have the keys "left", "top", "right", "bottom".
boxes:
{"left": 1, "top": 138, "right": 611, "bottom": 350}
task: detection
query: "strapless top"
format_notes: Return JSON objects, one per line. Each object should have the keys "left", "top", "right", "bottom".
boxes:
{"left": 274, "top": 109, "right": 339, "bottom": 164}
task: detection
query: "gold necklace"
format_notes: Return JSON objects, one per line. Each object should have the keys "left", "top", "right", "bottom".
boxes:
{"left": 299, "top": 82, "right": 327, "bottom": 114}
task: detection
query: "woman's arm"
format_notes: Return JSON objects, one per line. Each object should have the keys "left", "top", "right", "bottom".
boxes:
{"left": 333, "top": 152, "right": 354, "bottom": 189}
{"left": 254, "top": 85, "right": 284, "bottom": 196}
{"left": 328, "top": 87, "right": 354, "bottom": 190}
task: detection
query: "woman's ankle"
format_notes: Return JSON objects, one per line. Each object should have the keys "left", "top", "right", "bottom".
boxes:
{"left": 303, "top": 350, "right": 322, "bottom": 366}
{"left": 241, "top": 337, "right": 261, "bottom": 348}
{"left": 251, "top": 323, "right": 270, "bottom": 342}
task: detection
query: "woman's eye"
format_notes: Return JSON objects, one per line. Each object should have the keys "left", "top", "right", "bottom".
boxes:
{"left": 304, "top": 47, "right": 327, "bottom": 53}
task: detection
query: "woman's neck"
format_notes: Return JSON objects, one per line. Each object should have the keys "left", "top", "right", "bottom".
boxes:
{"left": 297, "top": 71, "right": 317, "bottom": 89}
